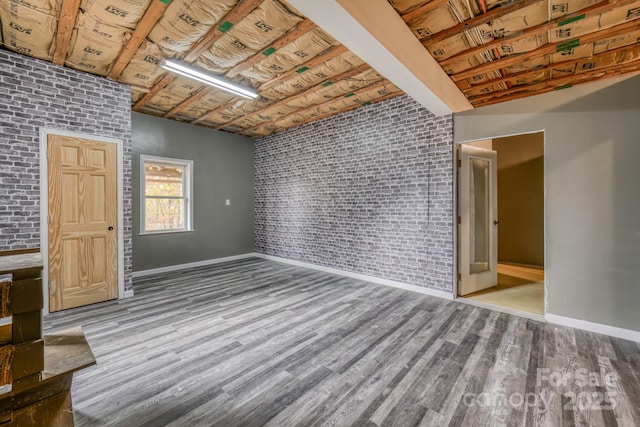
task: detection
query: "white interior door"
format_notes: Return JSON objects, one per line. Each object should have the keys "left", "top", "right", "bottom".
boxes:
{"left": 459, "top": 145, "right": 498, "bottom": 295}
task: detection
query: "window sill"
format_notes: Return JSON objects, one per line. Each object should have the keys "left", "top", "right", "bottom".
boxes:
{"left": 139, "top": 229, "right": 195, "bottom": 236}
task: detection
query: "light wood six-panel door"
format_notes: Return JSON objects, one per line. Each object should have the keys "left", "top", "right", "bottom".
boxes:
{"left": 48, "top": 134, "right": 118, "bottom": 312}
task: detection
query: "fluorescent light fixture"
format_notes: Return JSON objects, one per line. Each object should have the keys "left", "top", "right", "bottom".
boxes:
{"left": 161, "top": 59, "right": 259, "bottom": 99}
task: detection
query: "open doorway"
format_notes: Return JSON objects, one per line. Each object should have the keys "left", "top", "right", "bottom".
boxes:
{"left": 457, "top": 132, "right": 545, "bottom": 317}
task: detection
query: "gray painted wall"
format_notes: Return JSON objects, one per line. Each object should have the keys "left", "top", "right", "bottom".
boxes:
{"left": 0, "top": 50, "right": 133, "bottom": 291}
{"left": 132, "top": 113, "right": 254, "bottom": 272}
{"left": 455, "top": 74, "right": 640, "bottom": 332}
{"left": 255, "top": 95, "right": 454, "bottom": 292}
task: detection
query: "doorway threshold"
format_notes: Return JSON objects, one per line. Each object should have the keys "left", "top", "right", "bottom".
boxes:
{"left": 455, "top": 297, "right": 545, "bottom": 322}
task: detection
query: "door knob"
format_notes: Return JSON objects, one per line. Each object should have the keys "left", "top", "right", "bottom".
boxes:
{"left": 108, "top": 226, "right": 114, "bottom": 231}
{"left": 493, "top": 220, "right": 499, "bottom": 226}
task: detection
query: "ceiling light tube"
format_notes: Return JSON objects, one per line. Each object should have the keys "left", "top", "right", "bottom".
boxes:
{"left": 162, "top": 60, "right": 259, "bottom": 99}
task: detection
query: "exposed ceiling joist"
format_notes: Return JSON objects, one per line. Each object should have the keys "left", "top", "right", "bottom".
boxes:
{"left": 258, "top": 45, "right": 348, "bottom": 91}
{"left": 423, "top": 0, "right": 541, "bottom": 44}
{"left": 164, "top": 87, "right": 211, "bottom": 119}
{"left": 438, "top": 0, "right": 638, "bottom": 69}
{"left": 452, "top": 19, "right": 640, "bottom": 82}
{"left": 217, "top": 63, "right": 373, "bottom": 129}
{"left": 246, "top": 81, "right": 402, "bottom": 135}
{"left": 52, "top": 0, "right": 81, "bottom": 65}
{"left": 464, "top": 42, "right": 640, "bottom": 94}
{"left": 471, "top": 58, "right": 640, "bottom": 106}
{"left": 191, "top": 98, "right": 238, "bottom": 125}
{"left": 258, "top": 90, "right": 403, "bottom": 135}
{"left": 289, "top": 0, "right": 471, "bottom": 115}
{"left": 184, "top": 0, "right": 263, "bottom": 62}
{"left": 134, "top": 0, "right": 263, "bottom": 112}
{"left": 133, "top": 74, "right": 175, "bottom": 111}
{"left": 226, "top": 18, "right": 316, "bottom": 78}
{"left": 107, "top": 0, "right": 170, "bottom": 80}
{"left": 401, "top": 0, "right": 450, "bottom": 23}
{"left": 245, "top": 79, "right": 390, "bottom": 132}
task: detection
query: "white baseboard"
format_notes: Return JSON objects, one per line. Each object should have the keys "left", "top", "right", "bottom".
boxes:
{"left": 545, "top": 313, "right": 640, "bottom": 342}
{"left": 130, "top": 252, "right": 638, "bottom": 342}
{"left": 132, "top": 253, "right": 258, "bottom": 278}
{"left": 254, "top": 253, "right": 454, "bottom": 300}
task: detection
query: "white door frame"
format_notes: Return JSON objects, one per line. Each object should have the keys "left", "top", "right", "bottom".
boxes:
{"left": 452, "top": 130, "right": 547, "bottom": 316}
{"left": 39, "top": 128, "right": 125, "bottom": 315}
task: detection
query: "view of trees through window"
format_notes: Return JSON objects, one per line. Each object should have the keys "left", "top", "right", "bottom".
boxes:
{"left": 144, "top": 161, "right": 187, "bottom": 231}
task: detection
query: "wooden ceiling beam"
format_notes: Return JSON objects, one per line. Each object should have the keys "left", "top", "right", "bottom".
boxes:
{"left": 217, "top": 63, "right": 372, "bottom": 129}
{"left": 226, "top": 18, "right": 316, "bottom": 78}
{"left": 107, "top": 0, "right": 169, "bottom": 80}
{"left": 258, "top": 45, "right": 348, "bottom": 92}
{"left": 423, "top": 0, "right": 540, "bottom": 43}
{"left": 243, "top": 79, "right": 392, "bottom": 133}
{"left": 195, "top": 61, "right": 370, "bottom": 129}
{"left": 164, "top": 87, "right": 211, "bottom": 119}
{"left": 439, "top": 0, "right": 637, "bottom": 68}
{"left": 184, "top": 0, "right": 263, "bottom": 62}
{"left": 401, "top": 0, "right": 451, "bottom": 23}
{"left": 134, "top": 0, "right": 262, "bottom": 111}
{"left": 471, "top": 84, "right": 552, "bottom": 106}
{"left": 154, "top": 12, "right": 314, "bottom": 122}
{"left": 133, "top": 74, "right": 175, "bottom": 111}
{"left": 130, "top": 84, "right": 151, "bottom": 93}
{"left": 451, "top": 19, "right": 640, "bottom": 82}
{"left": 191, "top": 98, "right": 240, "bottom": 125}
{"left": 250, "top": 89, "right": 403, "bottom": 137}
{"left": 52, "top": 0, "right": 81, "bottom": 65}
{"left": 463, "top": 42, "right": 640, "bottom": 94}
{"left": 470, "top": 56, "right": 640, "bottom": 104}
{"left": 471, "top": 63, "right": 640, "bottom": 107}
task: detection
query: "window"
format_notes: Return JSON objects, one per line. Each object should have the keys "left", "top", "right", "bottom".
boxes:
{"left": 141, "top": 155, "right": 193, "bottom": 234}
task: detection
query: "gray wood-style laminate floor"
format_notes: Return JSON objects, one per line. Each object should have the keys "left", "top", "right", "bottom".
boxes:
{"left": 44, "top": 258, "right": 640, "bottom": 427}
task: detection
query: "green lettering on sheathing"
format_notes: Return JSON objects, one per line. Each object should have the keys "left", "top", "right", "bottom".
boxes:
{"left": 556, "top": 38, "right": 580, "bottom": 52}
{"left": 559, "top": 14, "right": 585, "bottom": 26}
{"left": 218, "top": 21, "right": 233, "bottom": 32}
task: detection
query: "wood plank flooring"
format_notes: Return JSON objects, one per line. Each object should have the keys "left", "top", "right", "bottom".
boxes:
{"left": 43, "top": 258, "right": 640, "bottom": 426}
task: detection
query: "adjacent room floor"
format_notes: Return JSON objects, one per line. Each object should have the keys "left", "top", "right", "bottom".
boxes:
{"left": 464, "top": 264, "right": 545, "bottom": 316}
{"left": 44, "top": 258, "right": 639, "bottom": 426}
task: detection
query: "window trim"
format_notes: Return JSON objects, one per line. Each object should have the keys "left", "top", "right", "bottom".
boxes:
{"left": 140, "top": 154, "right": 194, "bottom": 235}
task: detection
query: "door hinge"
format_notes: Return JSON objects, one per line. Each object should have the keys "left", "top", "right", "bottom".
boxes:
{"left": 457, "top": 159, "right": 461, "bottom": 168}
{"left": 47, "top": 215, "right": 50, "bottom": 224}
{"left": 457, "top": 273, "right": 461, "bottom": 282}
{"left": 457, "top": 216, "right": 461, "bottom": 225}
